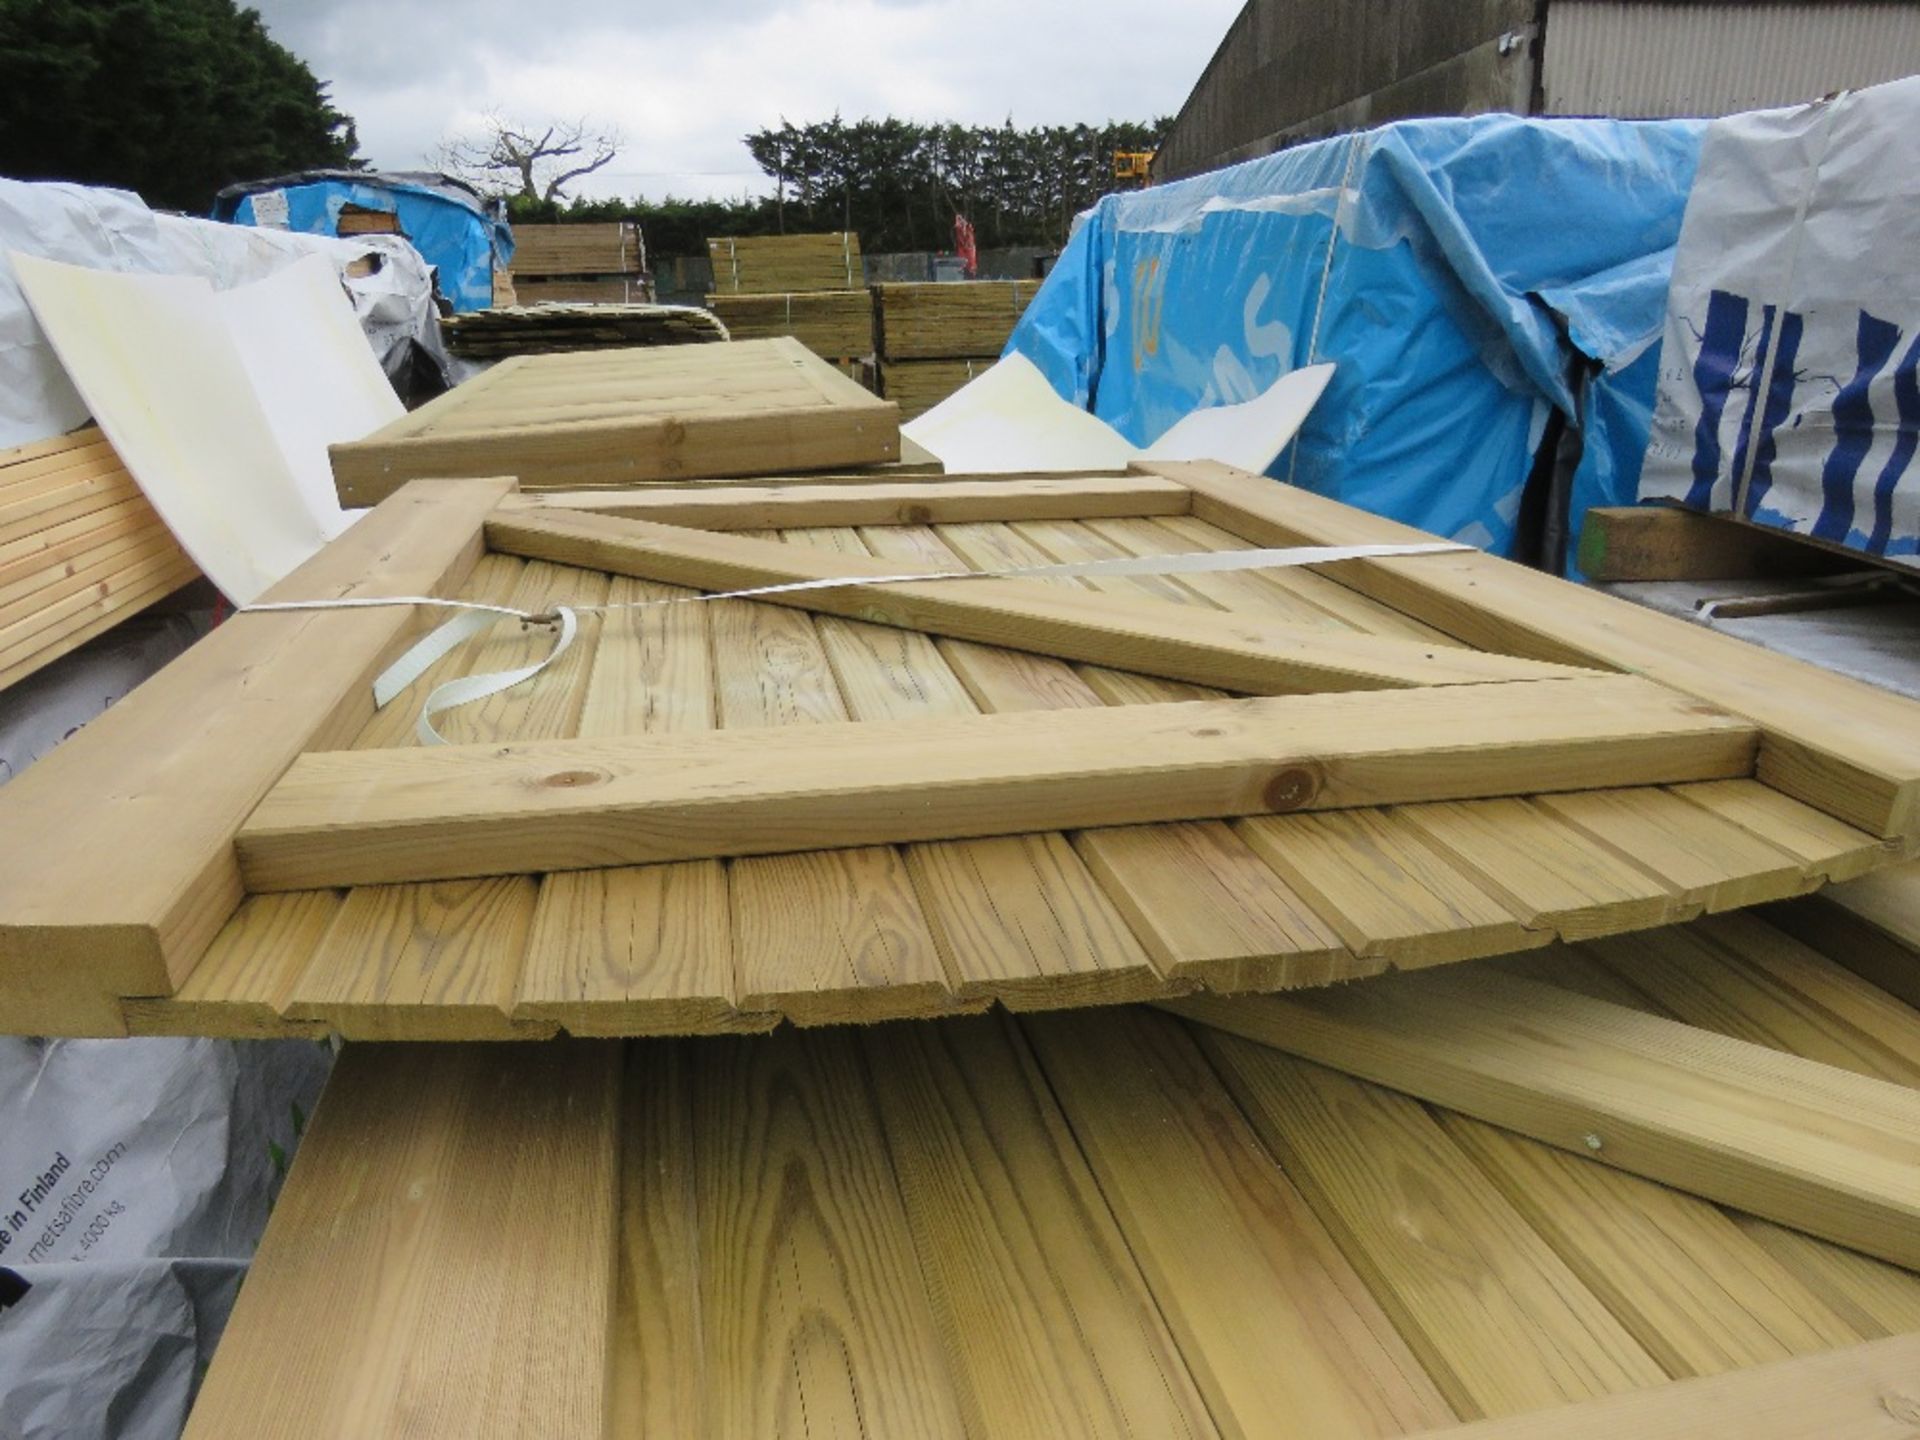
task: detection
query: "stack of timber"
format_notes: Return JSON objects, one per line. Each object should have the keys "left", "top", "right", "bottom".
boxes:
{"left": 439, "top": 303, "right": 726, "bottom": 360}
{"left": 705, "top": 231, "right": 862, "bottom": 294}
{"left": 704, "top": 289, "right": 875, "bottom": 366}
{"left": 505, "top": 221, "right": 650, "bottom": 307}
{"left": 7, "top": 460, "right": 1920, "bottom": 1041}
{"left": 185, "top": 892, "right": 1920, "bottom": 1437}
{"left": 333, "top": 205, "right": 400, "bottom": 237}
{"left": 329, "top": 337, "right": 901, "bottom": 501}
{"left": 881, "top": 356, "right": 988, "bottom": 420}
{"left": 0, "top": 427, "right": 198, "bottom": 693}
{"left": 1578, "top": 505, "right": 1863, "bottom": 582}
{"left": 876, "top": 280, "right": 1040, "bottom": 418}
{"left": 875, "top": 279, "right": 1041, "bottom": 358}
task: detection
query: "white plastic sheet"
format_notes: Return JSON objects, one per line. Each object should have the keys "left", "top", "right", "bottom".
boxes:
{"left": 14, "top": 253, "right": 400, "bottom": 602}
{"left": 0, "top": 177, "right": 439, "bottom": 451}
{"left": 904, "top": 351, "right": 1335, "bottom": 476}
{"left": 1639, "top": 76, "right": 1920, "bottom": 565}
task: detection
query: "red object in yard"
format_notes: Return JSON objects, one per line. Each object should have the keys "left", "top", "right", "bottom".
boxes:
{"left": 954, "top": 214, "right": 978, "bottom": 278}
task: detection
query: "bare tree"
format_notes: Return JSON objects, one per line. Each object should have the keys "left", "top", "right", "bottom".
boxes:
{"left": 434, "top": 114, "right": 620, "bottom": 201}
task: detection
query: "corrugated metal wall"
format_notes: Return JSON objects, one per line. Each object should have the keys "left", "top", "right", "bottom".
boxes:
{"left": 1543, "top": 1, "right": 1920, "bottom": 117}
{"left": 1151, "top": 0, "right": 1537, "bottom": 182}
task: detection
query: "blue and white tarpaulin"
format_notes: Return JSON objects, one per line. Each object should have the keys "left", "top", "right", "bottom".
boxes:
{"left": 215, "top": 173, "right": 511, "bottom": 314}
{"left": 1640, "top": 77, "right": 1920, "bottom": 566}
{"left": 1009, "top": 114, "right": 1703, "bottom": 560}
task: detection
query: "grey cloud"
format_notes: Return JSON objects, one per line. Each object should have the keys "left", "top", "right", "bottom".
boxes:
{"left": 246, "top": 0, "right": 1240, "bottom": 200}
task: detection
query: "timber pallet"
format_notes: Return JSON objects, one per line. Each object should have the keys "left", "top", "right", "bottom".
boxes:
{"left": 6, "top": 460, "right": 1919, "bottom": 1041}
{"left": 183, "top": 898, "right": 1920, "bottom": 1437}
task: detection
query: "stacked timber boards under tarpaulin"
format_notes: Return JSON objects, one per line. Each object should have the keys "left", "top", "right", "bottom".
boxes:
{"left": 328, "top": 337, "right": 901, "bottom": 501}
{"left": 1, "top": 460, "right": 1917, "bottom": 1042}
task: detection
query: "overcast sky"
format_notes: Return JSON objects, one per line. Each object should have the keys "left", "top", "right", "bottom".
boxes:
{"left": 246, "top": 0, "right": 1242, "bottom": 201}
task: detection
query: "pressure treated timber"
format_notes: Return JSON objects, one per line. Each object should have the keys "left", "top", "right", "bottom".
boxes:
{"left": 330, "top": 338, "right": 900, "bottom": 503}
{"left": 190, "top": 912, "right": 1920, "bottom": 1437}
{"left": 486, "top": 509, "right": 1604, "bottom": 693}
{"left": 235, "top": 676, "right": 1758, "bottom": 891}
{"left": 608, "top": 1041, "right": 703, "bottom": 1435}
{"left": 1167, "top": 969, "right": 1920, "bottom": 1268}
{"left": 1437, "top": 1112, "right": 1864, "bottom": 1379}
{"left": 706, "top": 288, "right": 874, "bottom": 360}
{"left": 874, "top": 280, "right": 1041, "bottom": 360}
{"left": 1154, "top": 460, "right": 1920, "bottom": 836}
{"left": 705, "top": 231, "right": 861, "bottom": 294}
{"left": 1673, "top": 779, "right": 1893, "bottom": 883}
{"left": 703, "top": 555, "right": 970, "bottom": 1028}
{"left": 120, "top": 892, "right": 338, "bottom": 1040}
{"left": 1197, "top": 1033, "right": 1668, "bottom": 1417}
{"left": 729, "top": 845, "right": 969, "bottom": 1024}
{"left": 494, "top": 473, "right": 1185, "bottom": 529}
{"left": 1764, "top": 872, "right": 1920, "bottom": 1012}
{"left": 505, "top": 222, "right": 644, "bottom": 277}
{"left": 38, "top": 468, "right": 1920, "bottom": 1040}
{"left": 182, "top": 1041, "right": 622, "bottom": 1440}
{"left": 1238, "top": 809, "right": 1550, "bottom": 968}
{"left": 281, "top": 877, "right": 555, "bottom": 1042}
{"left": 1399, "top": 1333, "right": 1920, "bottom": 1440}
{"left": 1024, "top": 1006, "right": 1457, "bottom": 1436}
{"left": 777, "top": 523, "right": 1173, "bottom": 1011}
{"left": 1576, "top": 505, "right": 1848, "bottom": 581}
{"left": 1399, "top": 797, "right": 1692, "bottom": 941}
{"left": 1823, "top": 862, "right": 1920, "bottom": 950}
{"left": 1735, "top": 1215, "right": 1920, "bottom": 1339}
{"left": 0, "top": 425, "right": 198, "bottom": 691}
{"left": 0, "top": 478, "right": 507, "bottom": 1035}
{"left": 1583, "top": 915, "right": 1920, "bottom": 1089}
{"left": 861, "top": 1015, "right": 1220, "bottom": 1438}
{"left": 1076, "top": 820, "right": 1362, "bottom": 992}
{"left": 848, "top": 517, "right": 1379, "bottom": 996}
{"left": 1534, "top": 787, "right": 1811, "bottom": 912}
{"left": 689, "top": 1026, "right": 970, "bottom": 1437}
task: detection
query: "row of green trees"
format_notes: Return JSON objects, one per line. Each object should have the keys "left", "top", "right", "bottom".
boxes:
{"left": 0, "top": 0, "right": 358, "bottom": 214}
{"left": 510, "top": 116, "right": 1168, "bottom": 258}
{"left": 0, "top": 0, "right": 1163, "bottom": 258}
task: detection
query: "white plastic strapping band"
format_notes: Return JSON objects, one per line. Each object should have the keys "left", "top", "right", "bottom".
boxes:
{"left": 242, "top": 539, "right": 1469, "bottom": 744}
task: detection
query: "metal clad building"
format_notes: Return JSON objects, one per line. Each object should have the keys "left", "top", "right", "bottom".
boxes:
{"left": 1543, "top": 1, "right": 1920, "bottom": 117}
{"left": 1154, "top": 0, "right": 1920, "bottom": 182}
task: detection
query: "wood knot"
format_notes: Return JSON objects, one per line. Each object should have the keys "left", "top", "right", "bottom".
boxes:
{"left": 539, "top": 767, "right": 610, "bottom": 790}
{"left": 1882, "top": 1391, "right": 1920, "bottom": 1424}
{"left": 902, "top": 504, "right": 934, "bottom": 525}
{"left": 1263, "top": 765, "right": 1321, "bottom": 812}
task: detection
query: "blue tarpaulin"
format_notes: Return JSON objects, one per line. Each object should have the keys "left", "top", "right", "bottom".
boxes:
{"left": 213, "top": 171, "right": 512, "bottom": 313}
{"left": 1008, "top": 114, "right": 1705, "bottom": 564}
